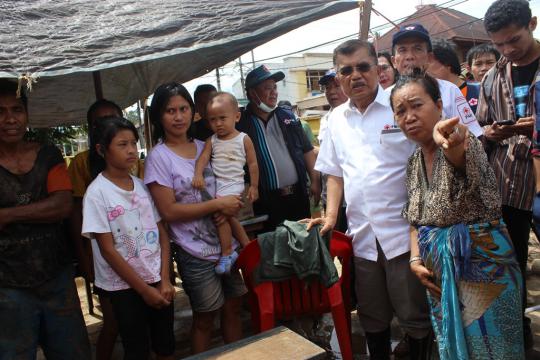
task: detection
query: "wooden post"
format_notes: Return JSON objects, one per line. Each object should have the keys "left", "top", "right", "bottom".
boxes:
{"left": 216, "top": 68, "right": 221, "bottom": 91}
{"left": 239, "top": 57, "right": 246, "bottom": 98}
{"left": 92, "top": 71, "right": 104, "bottom": 100}
{"left": 136, "top": 100, "right": 145, "bottom": 149}
{"left": 359, "top": 0, "right": 372, "bottom": 40}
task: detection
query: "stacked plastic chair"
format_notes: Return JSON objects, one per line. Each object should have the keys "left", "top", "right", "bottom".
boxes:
{"left": 236, "top": 230, "right": 354, "bottom": 360}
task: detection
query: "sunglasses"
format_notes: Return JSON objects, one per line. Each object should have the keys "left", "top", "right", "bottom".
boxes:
{"left": 379, "top": 64, "right": 392, "bottom": 71}
{"left": 338, "top": 62, "right": 375, "bottom": 76}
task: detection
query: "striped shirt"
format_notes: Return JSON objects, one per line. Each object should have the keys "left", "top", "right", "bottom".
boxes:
{"left": 476, "top": 57, "right": 537, "bottom": 211}
{"left": 252, "top": 115, "right": 298, "bottom": 189}
{"left": 237, "top": 105, "right": 313, "bottom": 195}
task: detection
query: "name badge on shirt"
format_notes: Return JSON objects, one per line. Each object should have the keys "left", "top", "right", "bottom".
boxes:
{"left": 381, "top": 128, "right": 402, "bottom": 135}
{"left": 381, "top": 124, "right": 401, "bottom": 136}
{"left": 380, "top": 124, "right": 405, "bottom": 146}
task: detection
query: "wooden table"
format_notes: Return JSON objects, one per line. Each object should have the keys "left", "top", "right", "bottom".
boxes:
{"left": 183, "top": 326, "right": 326, "bottom": 360}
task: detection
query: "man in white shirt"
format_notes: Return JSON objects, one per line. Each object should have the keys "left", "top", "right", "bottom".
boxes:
{"left": 309, "top": 39, "right": 432, "bottom": 359}
{"left": 391, "top": 23, "right": 483, "bottom": 137}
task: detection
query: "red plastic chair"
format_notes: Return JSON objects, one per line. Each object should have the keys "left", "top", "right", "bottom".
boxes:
{"left": 236, "top": 230, "right": 354, "bottom": 360}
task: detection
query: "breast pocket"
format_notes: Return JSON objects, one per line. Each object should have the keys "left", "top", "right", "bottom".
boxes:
{"left": 380, "top": 131, "right": 415, "bottom": 163}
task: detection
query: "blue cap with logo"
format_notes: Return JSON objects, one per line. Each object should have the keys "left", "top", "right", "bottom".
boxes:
{"left": 245, "top": 65, "right": 285, "bottom": 89}
{"left": 392, "top": 23, "right": 432, "bottom": 51}
{"left": 319, "top": 69, "right": 337, "bottom": 86}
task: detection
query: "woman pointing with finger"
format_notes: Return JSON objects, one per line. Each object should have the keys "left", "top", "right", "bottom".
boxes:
{"left": 390, "top": 72, "right": 525, "bottom": 359}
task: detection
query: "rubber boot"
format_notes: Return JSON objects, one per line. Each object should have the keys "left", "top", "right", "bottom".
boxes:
{"left": 408, "top": 330, "right": 435, "bottom": 360}
{"left": 365, "top": 328, "right": 391, "bottom": 360}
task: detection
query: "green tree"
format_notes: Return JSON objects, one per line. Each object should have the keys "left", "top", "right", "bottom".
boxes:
{"left": 25, "top": 125, "right": 87, "bottom": 155}
{"left": 126, "top": 110, "right": 141, "bottom": 125}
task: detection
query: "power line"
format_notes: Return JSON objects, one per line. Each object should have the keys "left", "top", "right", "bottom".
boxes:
{"left": 201, "top": 0, "right": 478, "bottom": 77}
{"left": 376, "top": 16, "right": 486, "bottom": 52}
{"left": 254, "top": 34, "right": 356, "bottom": 63}
{"left": 198, "top": 0, "right": 489, "bottom": 87}
{"left": 203, "top": 15, "right": 490, "bottom": 90}
{"left": 370, "top": 0, "right": 468, "bottom": 32}
{"left": 206, "top": 0, "right": 470, "bottom": 75}
{"left": 252, "top": 0, "right": 469, "bottom": 63}
{"left": 250, "top": 60, "right": 333, "bottom": 72}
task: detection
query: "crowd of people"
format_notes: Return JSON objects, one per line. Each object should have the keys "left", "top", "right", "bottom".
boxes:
{"left": 1, "top": 0, "right": 539, "bottom": 359}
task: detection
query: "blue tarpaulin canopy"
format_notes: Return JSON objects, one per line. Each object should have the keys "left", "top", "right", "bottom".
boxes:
{"left": 0, "top": 0, "right": 357, "bottom": 127}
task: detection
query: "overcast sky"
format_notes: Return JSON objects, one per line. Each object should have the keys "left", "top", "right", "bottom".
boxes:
{"left": 183, "top": 0, "right": 540, "bottom": 95}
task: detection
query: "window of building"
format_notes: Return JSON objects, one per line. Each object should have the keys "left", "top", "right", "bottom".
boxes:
{"left": 306, "top": 70, "right": 327, "bottom": 93}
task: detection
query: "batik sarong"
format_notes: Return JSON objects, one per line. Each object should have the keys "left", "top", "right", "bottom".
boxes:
{"left": 418, "top": 220, "right": 524, "bottom": 360}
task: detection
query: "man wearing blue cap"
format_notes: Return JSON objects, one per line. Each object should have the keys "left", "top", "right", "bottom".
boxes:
{"left": 237, "top": 65, "right": 320, "bottom": 231}
{"left": 391, "top": 23, "right": 483, "bottom": 137}
{"left": 317, "top": 69, "right": 348, "bottom": 144}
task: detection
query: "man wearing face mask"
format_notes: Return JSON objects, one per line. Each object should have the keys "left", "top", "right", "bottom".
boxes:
{"left": 237, "top": 65, "right": 320, "bottom": 232}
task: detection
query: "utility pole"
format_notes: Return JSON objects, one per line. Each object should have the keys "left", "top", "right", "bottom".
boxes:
{"left": 359, "top": 0, "right": 372, "bottom": 40}
{"left": 251, "top": 50, "right": 256, "bottom": 68}
{"left": 239, "top": 57, "right": 246, "bottom": 98}
{"left": 215, "top": 68, "right": 221, "bottom": 91}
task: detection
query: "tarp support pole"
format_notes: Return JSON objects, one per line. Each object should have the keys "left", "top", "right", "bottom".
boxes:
{"left": 239, "top": 57, "right": 246, "bottom": 98}
{"left": 142, "top": 98, "right": 152, "bottom": 150}
{"left": 93, "top": 71, "right": 104, "bottom": 100}
{"left": 216, "top": 68, "right": 221, "bottom": 91}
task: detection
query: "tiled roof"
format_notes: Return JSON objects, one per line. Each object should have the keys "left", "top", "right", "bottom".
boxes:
{"left": 375, "top": 4, "right": 490, "bottom": 52}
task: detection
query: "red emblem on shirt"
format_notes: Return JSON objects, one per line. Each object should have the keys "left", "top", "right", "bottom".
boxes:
{"left": 468, "top": 98, "right": 478, "bottom": 106}
{"left": 384, "top": 124, "right": 391, "bottom": 130}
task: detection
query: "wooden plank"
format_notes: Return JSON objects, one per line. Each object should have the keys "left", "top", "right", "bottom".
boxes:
{"left": 183, "top": 326, "right": 326, "bottom": 360}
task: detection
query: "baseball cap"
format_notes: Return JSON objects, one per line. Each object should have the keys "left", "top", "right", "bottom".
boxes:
{"left": 392, "top": 23, "right": 432, "bottom": 50}
{"left": 245, "top": 65, "right": 285, "bottom": 89}
{"left": 319, "top": 69, "right": 337, "bottom": 86}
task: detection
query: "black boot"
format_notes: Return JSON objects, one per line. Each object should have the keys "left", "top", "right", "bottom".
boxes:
{"left": 365, "top": 328, "right": 391, "bottom": 360}
{"left": 524, "top": 316, "right": 534, "bottom": 350}
{"left": 408, "top": 330, "right": 436, "bottom": 360}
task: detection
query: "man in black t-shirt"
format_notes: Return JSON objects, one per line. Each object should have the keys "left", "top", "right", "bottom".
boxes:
{"left": 0, "top": 80, "right": 90, "bottom": 358}
{"left": 512, "top": 58, "right": 539, "bottom": 118}
{"left": 476, "top": 0, "right": 540, "bottom": 350}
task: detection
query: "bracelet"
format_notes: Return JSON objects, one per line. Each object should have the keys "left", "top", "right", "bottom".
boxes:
{"left": 409, "top": 256, "right": 423, "bottom": 264}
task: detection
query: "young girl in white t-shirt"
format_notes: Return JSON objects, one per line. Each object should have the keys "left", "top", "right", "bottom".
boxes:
{"left": 82, "top": 117, "right": 175, "bottom": 360}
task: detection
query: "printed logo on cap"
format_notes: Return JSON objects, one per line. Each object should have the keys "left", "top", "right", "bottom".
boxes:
{"left": 405, "top": 26, "right": 416, "bottom": 30}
